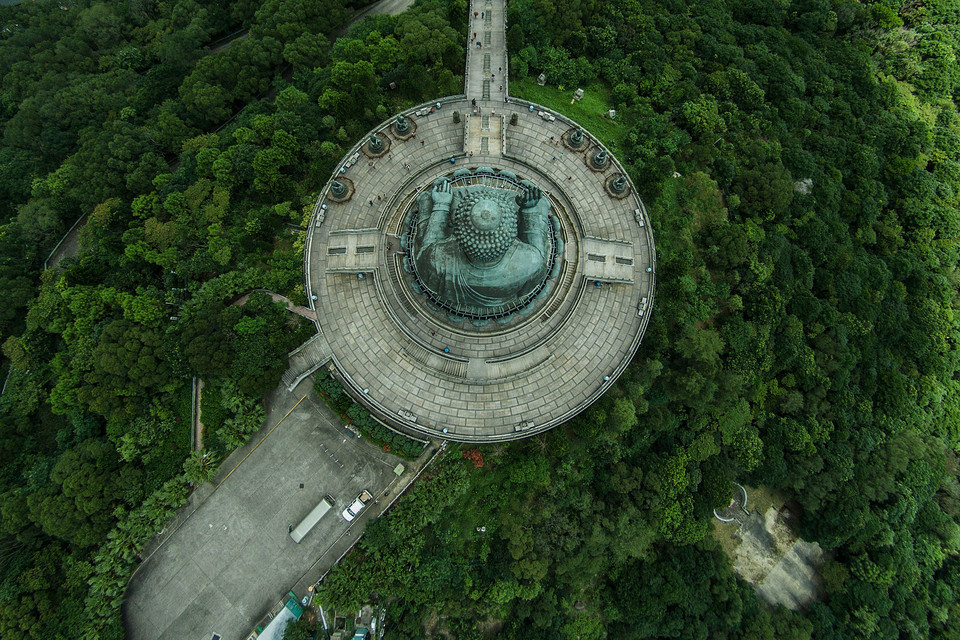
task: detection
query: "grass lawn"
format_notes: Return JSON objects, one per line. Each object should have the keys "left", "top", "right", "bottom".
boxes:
{"left": 510, "top": 78, "right": 630, "bottom": 158}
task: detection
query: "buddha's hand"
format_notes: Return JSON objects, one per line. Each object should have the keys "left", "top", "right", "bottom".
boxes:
{"left": 432, "top": 179, "right": 453, "bottom": 206}
{"left": 516, "top": 184, "right": 542, "bottom": 208}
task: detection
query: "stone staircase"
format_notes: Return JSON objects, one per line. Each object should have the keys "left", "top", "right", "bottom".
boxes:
{"left": 281, "top": 332, "right": 333, "bottom": 391}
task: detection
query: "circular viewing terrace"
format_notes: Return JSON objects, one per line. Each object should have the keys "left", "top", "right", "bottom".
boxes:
{"left": 303, "top": 94, "right": 656, "bottom": 442}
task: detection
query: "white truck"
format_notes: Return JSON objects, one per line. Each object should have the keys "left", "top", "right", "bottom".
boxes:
{"left": 341, "top": 490, "right": 373, "bottom": 521}
{"left": 290, "top": 494, "right": 336, "bottom": 543}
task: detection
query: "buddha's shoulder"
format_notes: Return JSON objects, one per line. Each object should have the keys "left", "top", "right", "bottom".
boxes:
{"left": 505, "top": 241, "right": 546, "bottom": 272}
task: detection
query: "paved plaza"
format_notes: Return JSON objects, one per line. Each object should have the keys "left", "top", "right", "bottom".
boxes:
{"left": 123, "top": 384, "right": 409, "bottom": 640}
{"left": 303, "top": 0, "right": 655, "bottom": 442}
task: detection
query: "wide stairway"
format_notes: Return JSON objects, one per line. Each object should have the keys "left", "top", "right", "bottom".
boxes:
{"left": 281, "top": 332, "right": 333, "bottom": 390}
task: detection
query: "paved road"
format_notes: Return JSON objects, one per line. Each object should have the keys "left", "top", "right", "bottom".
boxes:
{"left": 209, "top": 31, "right": 250, "bottom": 54}
{"left": 123, "top": 381, "right": 407, "bottom": 640}
{"left": 44, "top": 214, "right": 86, "bottom": 269}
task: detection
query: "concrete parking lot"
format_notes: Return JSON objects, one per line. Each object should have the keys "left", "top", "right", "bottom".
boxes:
{"left": 123, "top": 381, "right": 406, "bottom": 640}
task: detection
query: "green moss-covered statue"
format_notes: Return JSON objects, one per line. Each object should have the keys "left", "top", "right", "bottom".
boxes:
{"left": 412, "top": 177, "right": 553, "bottom": 316}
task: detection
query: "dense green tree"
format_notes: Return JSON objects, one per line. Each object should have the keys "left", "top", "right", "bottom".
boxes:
{"left": 281, "top": 617, "right": 313, "bottom": 640}
{"left": 26, "top": 438, "right": 141, "bottom": 549}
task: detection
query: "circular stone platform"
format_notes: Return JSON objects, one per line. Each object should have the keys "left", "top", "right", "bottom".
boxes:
{"left": 304, "top": 98, "right": 656, "bottom": 442}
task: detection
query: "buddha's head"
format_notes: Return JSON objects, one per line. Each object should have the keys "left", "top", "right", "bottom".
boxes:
{"left": 454, "top": 197, "right": 516, "bottom": 264}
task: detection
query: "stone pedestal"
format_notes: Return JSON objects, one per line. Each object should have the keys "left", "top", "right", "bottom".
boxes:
{"left": 362, "top": 133, "right": 391, "bottom": 159}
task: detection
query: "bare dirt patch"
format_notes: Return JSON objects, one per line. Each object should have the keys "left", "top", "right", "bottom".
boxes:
{"left": 713, "top": 486, "right": 824, "bottom": 610}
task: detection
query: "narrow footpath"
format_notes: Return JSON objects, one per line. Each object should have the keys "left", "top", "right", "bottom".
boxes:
{"left": 193, "top": 378, "right": 205, "bottom": 451}
{"left": 233, "top": 289, "right": 318, "bottom": 322}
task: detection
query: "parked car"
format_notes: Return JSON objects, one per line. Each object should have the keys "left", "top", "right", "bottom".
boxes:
{"left": 341, "top": 490, "right": 373, "bottom": 521}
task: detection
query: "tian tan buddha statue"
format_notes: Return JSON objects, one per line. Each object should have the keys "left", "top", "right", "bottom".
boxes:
{"left": 412, "top": 177, "right": 554, "bottom": 317}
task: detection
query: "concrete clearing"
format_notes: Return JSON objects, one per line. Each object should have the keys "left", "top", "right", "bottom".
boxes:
{"left": 725, "top": 506, "right": 824, "bottom": 610}
{"left": 123, "top": 381, "right": 410, "bottom": 640}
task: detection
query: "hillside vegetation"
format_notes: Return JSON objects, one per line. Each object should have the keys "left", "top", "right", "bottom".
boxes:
{"left": 320, "top": 1, "right": 960, "bottom": 638}
{"left": 0, "top": 0, "right": 959, "bottom": 639}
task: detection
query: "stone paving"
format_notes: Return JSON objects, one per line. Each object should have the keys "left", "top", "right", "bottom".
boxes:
{"left": 281, "top": 333, "right": 333, "bottom": 390}
{"left": 466, "top": 0, "right": 507, "bottom": 104}
{"left": 233, "top": 289, "right": 317, "bottom": 321}
{"left": 302, "top": 0, "right": 655, "bottom": 441}
{"left": 305, "top": 97, "right": 655, "bottom": 440}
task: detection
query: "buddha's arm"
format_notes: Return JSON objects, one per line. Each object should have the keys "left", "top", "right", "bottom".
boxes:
{"left": 421, "top": 180, "right": 453, "bottom": 247}
{"left": 517, "top": 186, "right": 550, "bottom": 257}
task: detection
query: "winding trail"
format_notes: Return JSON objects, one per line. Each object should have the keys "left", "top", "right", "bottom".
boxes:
{"left": 232, "top": 289, "right": 317, "bottom": 322}
{"left": 190, "top": 289, "right": 315, "bottom": 452}
{"left": 188, "top": 290, "right": 318, "bottom": 449}
{"left": 193, "top": 378, "right": 205, "bottom": 451}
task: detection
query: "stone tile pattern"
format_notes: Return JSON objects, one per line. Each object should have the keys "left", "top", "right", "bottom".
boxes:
{"left": 304, "top": 98, "right": 655, "bottom": 441}
{"left": 466, "top": 0, "right": 506, "bottom": 104}
{"left": 281, "top": 333, "right": 333, "bottom": 390}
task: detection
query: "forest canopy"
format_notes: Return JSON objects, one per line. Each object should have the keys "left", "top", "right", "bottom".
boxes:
{"left": 0, "top": 0, "right": 958, "bottom": 639}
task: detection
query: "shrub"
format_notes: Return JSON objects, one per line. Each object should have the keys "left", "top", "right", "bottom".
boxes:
{"left": 315, "top": 371, "right": 426, "bottom": 458}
